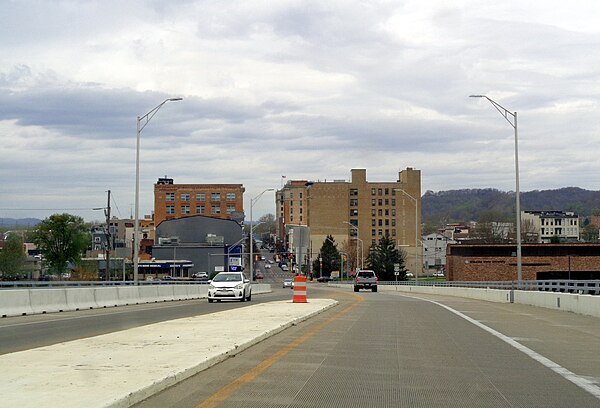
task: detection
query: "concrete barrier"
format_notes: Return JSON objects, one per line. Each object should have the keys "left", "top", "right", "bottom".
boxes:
{"left": 94, "top": 287, "right": 120, "bottom": 308}
{"left": 138, "top": 285, "right": 160, "bottom": 304}
{"left": 65, "top": 287, "right": 98, "bottom": 311}
{"left": 513, "top": 290, "right": 600, "bottom": 318}
{"left": 0, "top": 289, "right": 34, "bottom": 317}
{"left": 29, "top": 288, "right": 69, "bottom": 314}
{"left": 0, "top": 283, "right": 269, "bottom": 318}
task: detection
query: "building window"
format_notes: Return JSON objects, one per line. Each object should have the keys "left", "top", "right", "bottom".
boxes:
{"left": 371, "top": 209, "right": 376, "bottom": 216}
{"left": 300, "top": 192, "right": 303, "bottom": 198}
{"left": 350, "top": 189, "right": 358, "bottom": 196}
{"left": 391, "top": 199, "right": 396, "bottom": 206}
{"left": 166, "top": 205, "right": 175, "bottom": 214}
{"left": 226, "top": 205, "right": 236, "bottom": 214}
{"left": 211, "top": 205, "right": 221, "bottom": 214}
{"left": 181, "top": 205, "right": 190, "bottom": 214}
{"left": 392, "top": 229, "right": 396, "bottom": 237}
{"left": 378, "top": 199, "right": 382, "bottom": 206}
{"left": 94, "top": 244, "right": 102, "bottom": 250}
{"left": 211, "top": 193, "right": 221, "bottom": 202}
{"left": 300, "top": 207, "right": 303, "bottom": 214}
{"left": 385, "top": 199, "right": 389, "bottom": 206}
{"left": 196, "top": 205, "right": 205, "bottom": 214}
{"left": 226, "top": 192, "right": 236, "bottom": 202}
{"left": 378, "top": 189, "right": 382, "bottom": 196}
{"left": 371, "top": 199, "right": 376, "bottom": 206}
{"left": 372, "top": 229, "right": 376, "bottom": 236}
{"left": 165, "top": 193, "right": 175, "bottom": 201}
{"left": 371, "top": 188, "right": 376, "bottom": 195}
{"left": 350, "top": 199, "right": 358, "bottom": 206}
{"left": 350, "top": 209, "right": 358, "bottom": 216}
{"left": 291, "top": 215, "right": 294, "bottom": 221}
{"left": 378, "top": 229, "right": 383, "bottom": 236}
{"left": 385, "top": 219, "right": 389, "bottom": 226}
{"left": 290, "top": 192, "right": 294, "bottom": 199}
{"left": 385, "top": 209, "right": 389, "bottom": 216}
{"left": 378, "top": 219, "right": 382, "bottom": 226}
{"left": 392, "top": 219, "right": 396, "bottom": 227}
{"left": 378, "top": 209, "right": 382, "bottom": 216}
{"left": 196, "top": 192, "right": 205, "bottom": 202}
{"left": 94, "top": 236, "right": 101, "bottom": 243}
{"left": 372, "top": 219, "right": 376, "bottom": 226}
{"left": 181, "top": 193, "right": 190, "bottom": 202}
{"left": 392, "top": 209, "right": 396, "bottom": 216}
{"left": 385, "top": 188, "right": 389, "bottom": 195}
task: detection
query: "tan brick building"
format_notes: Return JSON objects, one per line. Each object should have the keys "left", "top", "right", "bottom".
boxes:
{"left": 447, "top": 243, "right": 600, "bottom": 281}
{"left": 154, "top": 178, "right": 245, "bottom": 227}
{"left": 276, "top": 168, "right": 422, "bottom": 274}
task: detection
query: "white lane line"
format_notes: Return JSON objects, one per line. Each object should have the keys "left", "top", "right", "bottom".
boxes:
{"left": 410, "top": 295, "right": 600, "bottom": 400}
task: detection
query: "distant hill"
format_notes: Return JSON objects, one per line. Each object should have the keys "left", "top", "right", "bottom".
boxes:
{"left": 0, "top": 218, "right": 41, "bottom": 228}
{"left": 422, "top": 187, "right": 600, "bottom": 225}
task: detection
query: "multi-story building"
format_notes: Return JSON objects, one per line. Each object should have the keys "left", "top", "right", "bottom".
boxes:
{"left": 276, "top": 168, "right": 421, "bottom": 275}
{"left": 154, "top": 177, "right": 245, "bottom": 226}
{"left": 521, "top": 210, "right": 579, "bottom": 243}
{"left": 422, "top": 233, "right": 456, "bottom": 274}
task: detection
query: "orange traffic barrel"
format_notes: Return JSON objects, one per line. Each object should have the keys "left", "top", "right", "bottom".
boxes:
{"left": 293, "top": 275, "right": 307, "bottom": 303}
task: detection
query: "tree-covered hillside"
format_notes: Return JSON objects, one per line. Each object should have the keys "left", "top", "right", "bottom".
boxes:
{"left": 422, "top": 187, "right": 600, "bottom": 226}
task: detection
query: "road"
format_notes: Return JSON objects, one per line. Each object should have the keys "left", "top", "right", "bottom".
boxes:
{"left": 131, "top": 284, "right": 600, "bottom": 408}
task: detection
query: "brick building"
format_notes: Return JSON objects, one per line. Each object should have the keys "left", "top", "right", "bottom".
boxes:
{"left": 276, "top": 168, "right": 421, "bottom": 274}
{"left": 154, "top": 177, "right": 245, "bottom": 226}
{"left": 447, "top": 243, "right": 600, "bottom": 281}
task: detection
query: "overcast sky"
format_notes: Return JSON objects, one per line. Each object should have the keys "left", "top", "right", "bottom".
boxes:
{"left": 2, "top": 0, "right": 600, "bottom": 223}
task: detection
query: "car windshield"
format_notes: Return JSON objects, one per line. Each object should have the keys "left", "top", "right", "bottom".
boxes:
{"left": 358, "top": 272, "right": 374, "bottom": 277}
{"left": 213, "top": 273, "right": 242, "bottom": 282}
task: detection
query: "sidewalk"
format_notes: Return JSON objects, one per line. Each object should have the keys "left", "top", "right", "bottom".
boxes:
{"left": 0, "top": 299, "right": 337, "bottom": 408}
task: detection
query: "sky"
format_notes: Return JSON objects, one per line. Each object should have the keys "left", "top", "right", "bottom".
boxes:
{"left": 2, "top": 0, "right": 600, "bottom": 223}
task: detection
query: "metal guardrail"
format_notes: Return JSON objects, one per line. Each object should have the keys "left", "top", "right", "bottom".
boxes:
{"left": 333, "top": 279, "right": 600, "bottom": 295}
{"left": 375, "top": 280, "right": 600, "bottom": 295}
{"left": 0, "top": 280, "right": 210, "bottom": 289}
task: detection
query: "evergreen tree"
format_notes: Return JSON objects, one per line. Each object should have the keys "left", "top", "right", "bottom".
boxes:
{"left": 312, "top": 235, "right": 341, "bottom": 277}
{"left": 366, "top": 235, "right": 406, "bottom": 281}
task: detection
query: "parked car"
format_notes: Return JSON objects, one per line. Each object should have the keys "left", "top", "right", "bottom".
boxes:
{"left": 265, "top": 263, "right": 272, "bottom": 269}
{"left": 432, "top": 272, "right": 445, "bottom": 277}
{"left": 281, "top": 264, "right": 289, "bottom": 272}
{"left": 192, "top": 272, "right": 209, "bottom": 280}
{"left": 283, "top": 278, "right": 294, "bottom": 289}
{"left": 208, "top": 272, "right": 251, "bottom": 302}
{"left": 255, "top": 272, "right": 264, "bottom": 279}
{"left": 406, "top": 272, "right": 414, "bottom": 278}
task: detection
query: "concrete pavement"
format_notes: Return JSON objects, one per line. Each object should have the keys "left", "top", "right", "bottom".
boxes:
{"left": 0, "top": 299, "right": 337, "bottom": 408}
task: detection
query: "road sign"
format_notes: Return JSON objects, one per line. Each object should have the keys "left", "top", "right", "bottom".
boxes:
{"left": 394, "top": 263, "right": 400, "bottom": 272}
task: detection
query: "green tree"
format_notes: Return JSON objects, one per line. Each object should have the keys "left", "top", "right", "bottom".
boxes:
{"left": 581, "top": 224, "right": 599, "bottom": 243}
{"left": 0, "top": 234, "right": 26, "bottom": 280}
{"left": 366, "top": 235, "right": 406, "bottom": 281}
{"left": 312, "top": 235, "right": 340, "bottom": 278}
{"left": 31, "top": 214, "right": 90, "bottom": 276}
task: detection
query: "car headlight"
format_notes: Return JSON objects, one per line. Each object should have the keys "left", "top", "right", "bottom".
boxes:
{"left": 235, "top": 283, "right": 243, "bottom": 289}
{"left": 209, "top": 284, "right": 215, "bottom": 290}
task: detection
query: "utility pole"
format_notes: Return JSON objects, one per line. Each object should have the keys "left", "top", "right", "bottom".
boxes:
{"left": 105, "top": 190, "right": 111, "bottom": 281}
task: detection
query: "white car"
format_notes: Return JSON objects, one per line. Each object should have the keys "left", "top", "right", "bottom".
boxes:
{"left": 208, "top": 272, "right": 252, "bottom": 302}
{"left": 265, "top": 263, "right": 272, "bottom": 269}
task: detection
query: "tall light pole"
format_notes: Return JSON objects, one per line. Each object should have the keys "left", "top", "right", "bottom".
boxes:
{"left": 249, "top": 189, "right": 274, "bottom": 280}
{"left": 133, "top": 97, "right": 182, "bottom": 284}
{"left": 343, "top": 221, "right": 360, "bottom": 273}
{"left": 470, "top": 95, "right": 522, "bottom": 282}
{"left": 394, "top": 189, "right": 419, "bottom": 283}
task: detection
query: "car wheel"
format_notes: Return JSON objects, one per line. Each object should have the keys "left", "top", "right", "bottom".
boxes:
{"left": 372, "top": 287, "right": 378, "bottom": 292}
{"left": 247, "top": 291, "right": 251, "bottom": 301}
{"left": 208, "top": 299, "right": 214, "bottom": 303}
{"left": 240, "top": 291, "right": 246, "bottom": 302}
{"left": 354, "top": 286, "right": 359, "bottom": 292}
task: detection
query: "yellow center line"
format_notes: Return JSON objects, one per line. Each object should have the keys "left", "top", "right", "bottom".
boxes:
{"left": 196, "top": 292, "right": 364, "bottom": 408}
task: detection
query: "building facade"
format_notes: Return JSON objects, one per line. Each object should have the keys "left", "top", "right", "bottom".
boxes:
{"left": 447, "top": 243, "right": 600, "bottom": 281}
{"left": 521, "top": 211, "right": 579, "bottom": 243}
{"left": 276, "top": 168, "right": 421, "bottom": 275}
{"left": 422, "top": 233, "right": 456, "bottom": 274}
{"left": 154, "top": 177, "right": 245, "bottom": 226}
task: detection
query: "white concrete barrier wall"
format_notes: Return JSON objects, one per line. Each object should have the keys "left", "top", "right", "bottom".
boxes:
{"left": 0, "top": 290, "right": 34, "bottom": 317}
{"left": 94, "top": 287, "right": 120, "bottom": 308}
{"left": 0, "top": 284, "right": 270, "bottom": 318}
{"left": 65, "top": 288, "right": 98, "bottom": 311}
{"left": 29, "top": 288, "right": 69, "bottom": 314}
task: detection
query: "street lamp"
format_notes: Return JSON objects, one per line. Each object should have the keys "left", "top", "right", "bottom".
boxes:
{"left": 394, "top": 189, "right": 419, "bottom": 283}
{"left": 133, "top": 97, "right": 182, "bottom": 284}
{"left": 249, "top": 189, "right": 274, "bottom": 280}
{"left": 470, "top": 95, "right": 522, "bottom": 282}
{"left": 343, "top": 221, "right": 361, "bottom": 273}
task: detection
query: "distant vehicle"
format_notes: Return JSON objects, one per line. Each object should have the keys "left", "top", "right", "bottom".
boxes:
{"left": 268, "top": 259, "right": 274, "bottom": 264}
{"left": 192, "top": 272, "right": 209, "bottom": 280}
{"left": 255, "top": 272, "right": 264, "bottom": 279}
{"left": 208, "top": 272, "right": 251, "bottom": 302}
{"left": 316, "top": 276, "right": 334, "bottom": 283}
{"left": 283, "top": 278, "right": 294, "bottom": 288}
{"left": 354, "top": 270, "right": 378, "bottom": 292}
{"left": 432, "top": 272, "right": 444, "bottom": 277}
{"left": 265, "top": 263, "right": 272, "bottom": 269}
{"left": 281, "top": 264, "right": 289, "bottom": 272}
{"left": 406, "top": 272, "right": 414, "bottom": 278}
{"left": 260, "top": 255, "right": 265, "bottom": 261}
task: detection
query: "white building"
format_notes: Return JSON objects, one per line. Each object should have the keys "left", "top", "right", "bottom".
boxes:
{"left": 521, "top": 211, "right": 579, "bottom": 243}
{"left": 422, "top": 233, "right": 456, "bottom": 274}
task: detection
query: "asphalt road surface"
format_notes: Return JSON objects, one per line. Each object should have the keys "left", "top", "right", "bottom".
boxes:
{"left": 131, "top": 285, "right": 600, "bottom": 408}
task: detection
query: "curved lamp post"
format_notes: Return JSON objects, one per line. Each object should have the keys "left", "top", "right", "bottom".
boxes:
{"left": 133, "top": 97, "right": 182, "bottom": 284}
{"left": 470, "top": 95, "right": 522, "bottom": 282}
